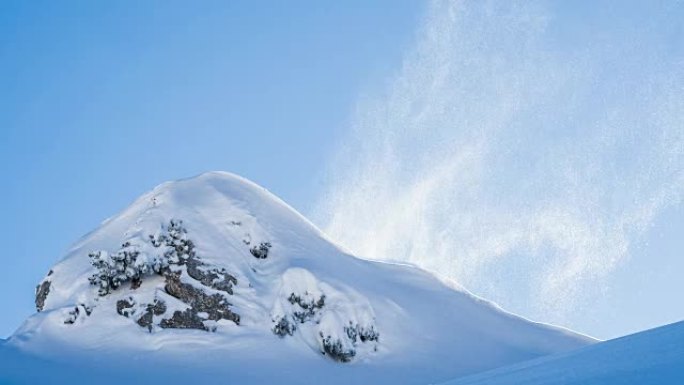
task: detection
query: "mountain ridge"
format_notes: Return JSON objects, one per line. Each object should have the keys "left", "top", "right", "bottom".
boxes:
{"left": 7, "top": 171, "right": 593, "bottom": 384}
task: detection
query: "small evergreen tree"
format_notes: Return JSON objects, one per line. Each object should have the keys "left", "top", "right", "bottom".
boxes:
{"left": 88, "top": 220, "right": 190, "bottom": 296}
{"left": 250, "top": 242, "right": 272, "bottom": 259}
{"left": 88, "top": 242, "right": 142, "bottom": 296}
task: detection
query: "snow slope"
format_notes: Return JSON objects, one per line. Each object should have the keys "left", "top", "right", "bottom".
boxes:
{"left": 442, "top": 320, "right": 684, "bottom": 385}
{"left": 4, "top": 172, "right": 592, "bottom": 384}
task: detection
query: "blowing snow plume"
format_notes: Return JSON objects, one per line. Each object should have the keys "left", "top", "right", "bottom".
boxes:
{"left": 317, "top": 0, "right": 684, "bottom": 331}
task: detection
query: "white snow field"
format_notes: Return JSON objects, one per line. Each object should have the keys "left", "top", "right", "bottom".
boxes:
{"left": 2, "top": 172, "right": 592, "bottom": 384}
{"left": 443, "top": 320, "right": 684, "bottom": 385}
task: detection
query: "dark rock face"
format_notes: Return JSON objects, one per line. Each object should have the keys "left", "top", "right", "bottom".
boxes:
{"left": 153, "top": 253, "right": 240, "bottom": 331}
{"left": 186, "top": 257, "right": 237, "bottom": 295}
{"left": 164, "top": 271, "right": 240, "bottom": 326}
{"left": 35, "top": 273, "right": 52, "bottom": 312}
{"left": 112, "top": 265, "right": 240, "bottom": 332}
{"left": 137, "top": 300, "right": 167, "bottom": 331}
{"left": 82, "top": 220, "right": 242, "bottom": 332}
{"left": 117, "top": 297, "right": 169, "bottom": 332}
{"left": 160, "top": 309, "right": 207, "bottom": 331}
{"left": 114, "top": 270, "right": 239, "bottom": 332}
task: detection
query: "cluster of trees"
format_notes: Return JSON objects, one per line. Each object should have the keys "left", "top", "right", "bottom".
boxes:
{"left": 88, "top": 220, "right": 193, "bottom": 296}
{"left": 345, "top": 322, "right": 379, "bottom": 344}
{"left": 272, "top": 316, "right": 296, "bottom": 337}
{"left": 272, "top": 289, "right": 379, "bottom": 362}
{"left": 319, "top": 323, "right": 379, "bottom": 362}
{"left": 272, "top": 292, "right": 326, "bottom": 337}
{"left": 289, "top": 292, "right": 326, "bottom": 323}
{"left": 320, "top": 334, "right": 356, "bottom": 363}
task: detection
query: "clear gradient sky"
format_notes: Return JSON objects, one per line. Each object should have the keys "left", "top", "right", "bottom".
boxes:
{"left": 2, "top": 1, "right": 683, "bottom": 340}
{"left": 0, "top": 0, "right": 421, "bottom": 337}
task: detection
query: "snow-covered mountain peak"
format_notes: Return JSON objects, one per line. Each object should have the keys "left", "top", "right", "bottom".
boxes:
{"left": 13, "top": 172, "right": 593, "bottom": 383}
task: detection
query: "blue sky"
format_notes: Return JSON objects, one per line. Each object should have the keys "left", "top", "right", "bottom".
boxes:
{"left": 2, "top": 1, "right": 683, "bottom": 340}
{"left": 315, "top": 1, "right": 684, "bottom": 340}
{"left": 0, "top": 0, "right": 420, "bottom": 337}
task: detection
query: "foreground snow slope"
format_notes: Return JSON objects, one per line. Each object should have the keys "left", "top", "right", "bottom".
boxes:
{"left": 443, "top": 321, "right": 684, "bottom": 385}
{"left": 5, "top": 172, "right": 592, "bottom": 384}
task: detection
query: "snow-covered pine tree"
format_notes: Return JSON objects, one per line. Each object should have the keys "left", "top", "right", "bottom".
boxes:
{"left": 88, "top": 242, "right": 142, "bottom": 296}
{"left": 88, "top": 250, "right": 113, "bottom": 296}
{"left": 162, "top": 219, "right": 195, "bottom": 264}
{"left": 88, "top": 220, "right": 195, "bottom": 296}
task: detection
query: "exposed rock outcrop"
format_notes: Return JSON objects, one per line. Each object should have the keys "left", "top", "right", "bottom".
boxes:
{"left": 137, "top": 299, "right": 167, "bottom": 331}
{"left": 186, "top": 257, "right": 237, "bottom": 295}
{"left": 35, "top": 278, "right": 51, "bottom": 312}
{"left": 163, "top": 270, "right": 240, "bottom": 326}
{"left": 160, "top": 309, "right": 207, "bottom": 331}
{"left": 79, "top": 220, "right": 241, "bottom": 332}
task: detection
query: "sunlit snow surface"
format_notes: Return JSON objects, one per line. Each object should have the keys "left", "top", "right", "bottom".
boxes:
{"left": 2, "top": 172, "right": 590, "bottom": 384}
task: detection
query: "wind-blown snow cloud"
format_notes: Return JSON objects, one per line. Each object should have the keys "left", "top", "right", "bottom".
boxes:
{"left": 316, "top": 0, "right": 684, "bottom": 327}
